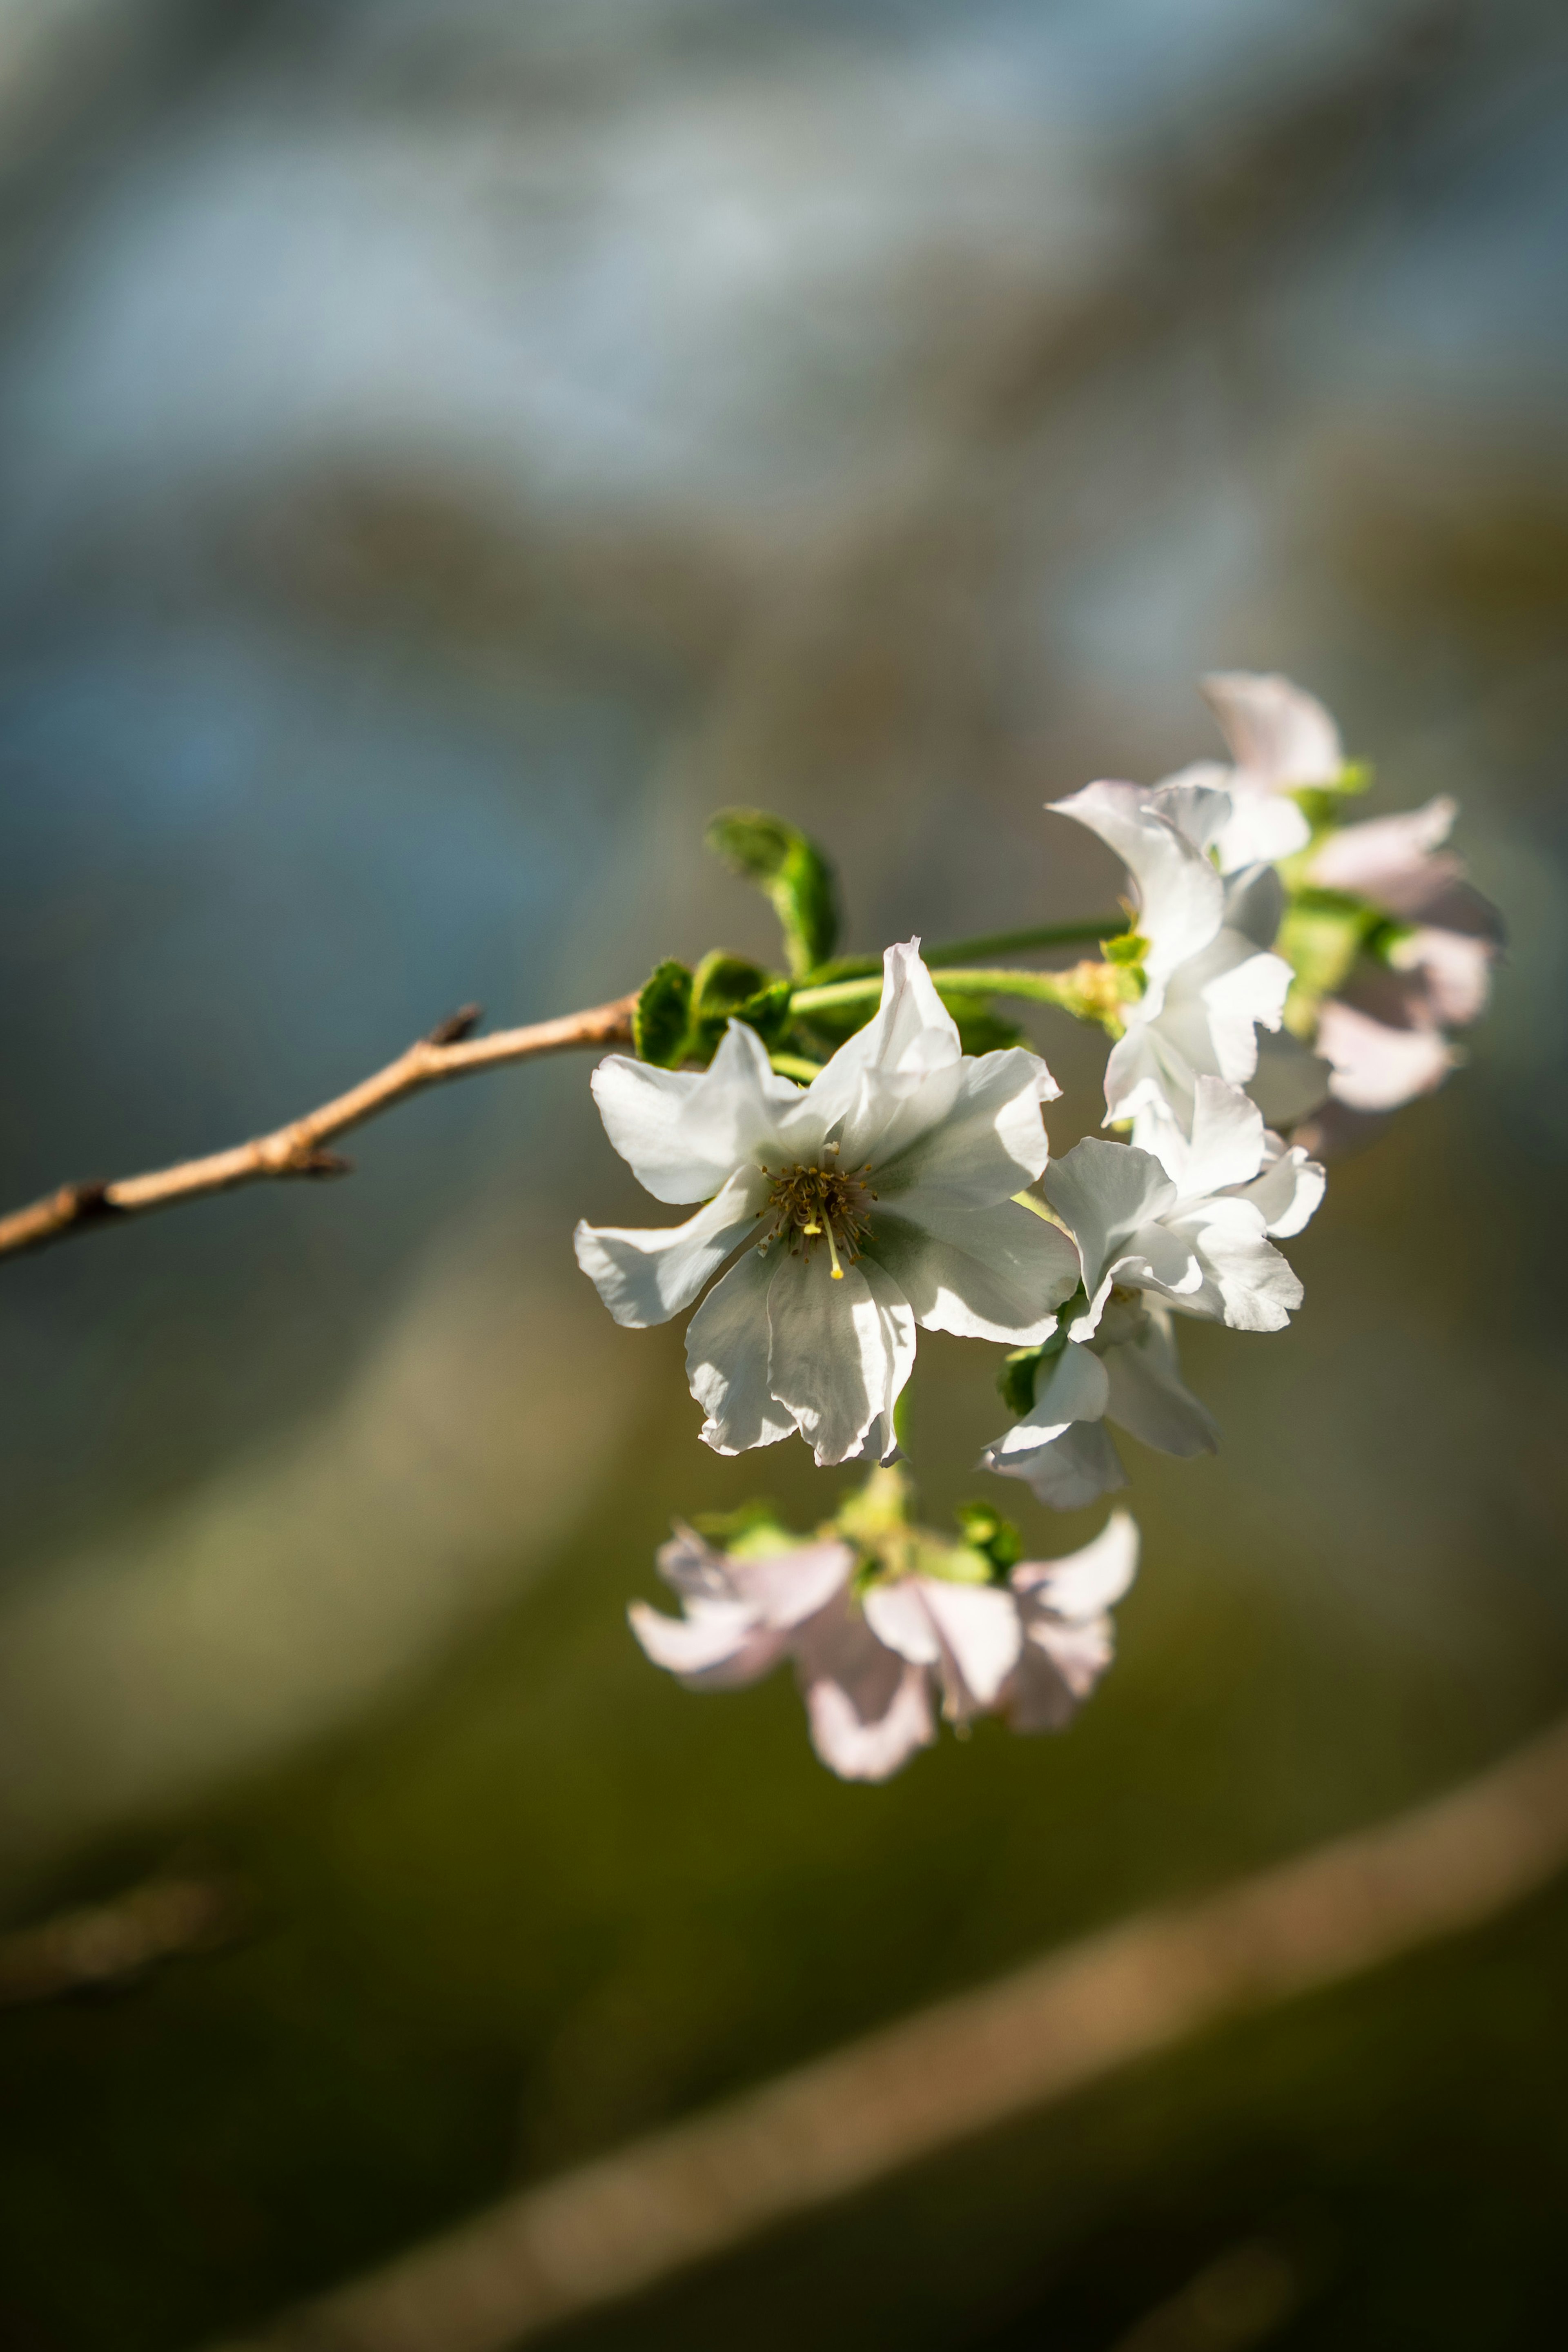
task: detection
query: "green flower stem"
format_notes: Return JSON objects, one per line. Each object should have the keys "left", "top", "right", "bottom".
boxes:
{"left": 921, "top": 918, "right": 1126, "bottom": 965}
{"left": 791, "top": 966, "right": 1082, "bottom": 1016}
{"left": 770, "top": 1052, "right": 825, "bottom": 1082}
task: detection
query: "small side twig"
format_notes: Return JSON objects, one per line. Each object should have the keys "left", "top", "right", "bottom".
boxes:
{"left": 0, "top": 991, "right": 637, "bottom": 1265}
{"left": 0, "top": 1871, "right": 251, "bottom": 2006}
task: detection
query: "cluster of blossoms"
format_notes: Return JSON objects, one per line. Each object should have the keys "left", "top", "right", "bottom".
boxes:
{"left": 575, "top": 675, "right": 1501, "bottom": 1779}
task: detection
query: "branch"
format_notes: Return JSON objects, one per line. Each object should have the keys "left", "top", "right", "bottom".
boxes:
{"left": 0, "top": 992, "right": 637, "bottom": 1265}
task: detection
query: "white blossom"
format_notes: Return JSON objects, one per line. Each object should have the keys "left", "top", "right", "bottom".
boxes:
{"left": 575, "top": 942, "right": 1080, "bottom": 1466}
{"left": 630, "top": 1512, "right": 1139, "bottom": 1781}
{"left": 1049, "top": 780, "right": 1323, "bottom": 1134}
{"left": 1160, "top": 671, "right": 1345, "bottom": 870}
{"left": 982, "top": 1079, "right": 1321, "bottom": 1508}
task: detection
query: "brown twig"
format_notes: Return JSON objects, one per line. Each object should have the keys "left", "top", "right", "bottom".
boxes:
{"left": 0, "top": 1871, "right": 250, "bottom": 2006}
{"left": 0, "top": 993, "right": 638, "bottom": 1264}
{"left": 210, "top": 1709, "right": 1568, "bottom": 2352}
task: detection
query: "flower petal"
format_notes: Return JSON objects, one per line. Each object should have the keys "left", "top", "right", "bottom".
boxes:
{"left": 795, "top": 1596, "right": 936, "bottom": 1782}
{"left": 574, "top": 1166, "right": 768, "bottom": 1329}
{"left": 1317, "top": 1000, "right": 1454, "bottom": 1111}
{"left": 1011, "top": 1508, "right": 1140, "bottom": 1620}
{"left": 628, "top": 1599, "right": 788, "bottom": 1689}
{"left": 806, "top": 940, "right": 960, "bottom": 1138}
{"left": 916, "top": 1578, "right": 1024, "bottom": 1714}
{"left": 730, "top": 1540, "right": 858, "bottom": 1628}
{"left": 865, "top": 1199, "right": 1078, "bottom": 1345}
{"left": 870, "top": 1048, "right": 1059, "bottom": 1205}
{"left": 1043, "top": 1137, "right": 1174, "bottom": 1299}
{"left": 589, "top": 1020, "right": 799, "bottom": 1205}
{"left": 985, "top": 1340, "right": 1111, "bottom": 1459}
{"left": 1200, "top": 671, "right": 1343, "bottom": 786}
{"left": 686, "top": 1247, "right": 797, "bottom": 1455}
{"left": 1307, "top": 797, "right": 1458, "bottom": 911}
{"left": 1004, "top": 1620, "right": 1116, "bottom": 1731}
{"left": 1101, "top": 1318, "right": 1220, "bottom": 1454}
{"left": 766, "top": 1250, "right": 916, "bottom": 1468}
{"left": 984, "top": 1417, "right": 1127, "bottom": 1510}
{"left": 1050, "top": 782, "right": 1225, "bottom": 994}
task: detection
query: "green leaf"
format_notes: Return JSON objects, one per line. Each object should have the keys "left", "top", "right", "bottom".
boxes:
{"left": 705, "top": 807, "right": 840, "bottom": 976}
{"left": 953, "top": 1501, "right": 1024, "bottom": 1577}
{"left": 634, "top": 960, "right": 694, "bottom": 1067}
{"left": 687, "top": 951, "right": 795, "bottom": 1059}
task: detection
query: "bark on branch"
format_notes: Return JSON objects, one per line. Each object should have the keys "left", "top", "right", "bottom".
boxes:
{"left": 0, "top": 992, "right": 638, "bottom": 1263}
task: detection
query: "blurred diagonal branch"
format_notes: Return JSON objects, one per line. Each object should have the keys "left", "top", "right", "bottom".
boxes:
{"left": 0, "top": 994, "right": 636, "bottom": 1262}
{"left": 0, "top": 1867, "right": 248, "bottom": 2006}
{"left": 211, "top": 1710, "right": 1568, "bottom": 2352}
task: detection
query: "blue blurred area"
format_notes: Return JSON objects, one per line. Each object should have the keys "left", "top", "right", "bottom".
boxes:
{"left": 0, "top": 1, "right": 1565, "bottom": 2346}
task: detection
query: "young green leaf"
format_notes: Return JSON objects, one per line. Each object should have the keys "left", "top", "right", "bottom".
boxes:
{"left": 705, "top": 807, "right": 840, "bottom": 976}
{"left": 633, "top": 960, "right": 694, "bottom": 1067}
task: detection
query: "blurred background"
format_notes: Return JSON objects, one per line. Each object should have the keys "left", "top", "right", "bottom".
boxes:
{"left": 0, "top": 0, "right": 1565, "bottom": 2344}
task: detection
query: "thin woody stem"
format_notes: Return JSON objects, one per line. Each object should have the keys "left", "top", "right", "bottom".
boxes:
{"left": 0, "top": 993, "right": 637, "bottom": 1264}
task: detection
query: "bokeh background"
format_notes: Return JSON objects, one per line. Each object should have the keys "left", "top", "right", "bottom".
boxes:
{"left": 0, "top": 1, "right": 1565, "bottom": 2345}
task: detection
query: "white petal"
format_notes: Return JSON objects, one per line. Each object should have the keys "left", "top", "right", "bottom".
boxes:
{"left": 627, "top": 1599, "right": 788, "bottom": 1689}
{"left": 1171, "top": 1197, "right": 1302, "bottom": 1331}
{"left": 1221, "top": 862, "right": 1287, "bottom": 950}
{"left": 1101, "top": 1320, "right": 1219, "bottom": 1455}
{"left": 1177, "top": 1075, "right": 1270, "bottom": 1198}
{"left": 589, "top": 1021, "right": 799, "bottom": 1205}
{"left": 1049, "top": 782, "right": 1225, "bottom": 991}
{"left": 917, "top": 1579, "right": 1023, "bottom": 1713}
{"left": 1200, "top": 671, "right": 1343, "bottom": 786}
{"left": 865, "top": 1198, "right": 1079, "bottom": 1345}
{"left": 1232, "top": 1137, "right": 1325, "bottom": 1238}
{"left": 1391, "top": 926, "right": 1496, "bottom": 1028}
{"left": 984, "top": 1417, "right": 1127, "bottom": 1510}
{"left": 574, "top": 1166, "right": 768, "bottom": 1329}
{"left": 1011, "top": 1508, "right": 1140, "bottom": 1621}
{"left": 1147, "top": 776, "right": 1234, "bottom": 859}
{"left": 986, "top": 1341, "right": 1110, "bottom": 1458}
{"left": 686, "top": 1248, "right": 797, "bottom": 1455}
{"left": 805, "top": 940, "right": 960, "bottom": 1134}
{"left": 1317, "top": 1000, "right": 1453, "bottom": 1111}
{"left": 871, "top": 1048, "right": 1058, "bottom": 1205}
{"left": 1215, "top": 793, "right": 1312, "bottom": 871}
{"left": 1307, "top": 797, "right": 1457, "bottom": 910}
{"left": 1043, "top": 1137, "right": 1174, "bottom": 1300}
{"left": 766, "top": 1250, "right": 916, "bottom": 1468}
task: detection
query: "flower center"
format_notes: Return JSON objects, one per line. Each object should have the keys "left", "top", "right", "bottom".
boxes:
{"left": 757, "top": 1147, "right": 877, "bottom": 1280}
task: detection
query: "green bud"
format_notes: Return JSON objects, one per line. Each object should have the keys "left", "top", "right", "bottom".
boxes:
{"left": 690, "top": 1497, "right": 795, "bottom": 1557}
{"left": 705, "top": 807, "right": 841, "bottom": 977}
{"left": 1102, "top": 931, "right": 1149, "bottom": 968}
{"left": 633, "top": 959, "right": 694, "bottom": 1067}
{"left": 954, "top": 1500, "right": 1025, "bottom": 1576}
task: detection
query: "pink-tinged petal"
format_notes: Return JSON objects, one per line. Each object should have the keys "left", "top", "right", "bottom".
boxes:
{"left": 574, "top": 1165, "right": 769, "bottom": 1329}
{"left": 1389, "top": 926, "right": 1497, "bottom": 1028}
{"left": 1316, "top": 1000, "right": 1454, "bottom": 1112}
{"left": 1102, "top": 1321, "right": 1220, "bottom": 1455}
{"left": 916, "top": 1579, "right": 1023, "bottom": 1713}
{"left": 804, "top": 1659, "right": 935, "bottom": 1782}
{"left": 866, "top": 1198, "right": 1079, "bottom": 1347}
{"left": 1049, "top": 782, "right": 1225, "bottom": 993}
{"left": 627, "top": 1599, "right": 789, "bottom": 1690}
{"left": 986, "top": 1417, "right": 1127, "bottom": 1510}
{"left": 655, "top": 1523, "right": 736, "bottom": 1603}
{"left": 731, "top": 1540, "right": 858, "bottom": 1629}
{"left": 766, "top": 1250, "right": 915, "bottom": 1468}
{"left": 1005, "top": 1619, "right": 1116, "bottom": 1731}
{"left": 1044, "top": 1137, "right": 1175, "bottom": 1301}
{"left": 589, "top": 1021, "right": 799, "bottom": 1205}
{"left": 1012, "top": 1509, "right": 1140, "bottom": 1619}
{"left": 686, "top": 1248, "right": 797, "bottom": 1455}
{"left": 1307, "top": 797, "right": 1458, "bottom": 910}
{"left": 861, "top": 1580, "right": 940, "bottom": 1666}
{"left": 1200, "top": 671, "right": 1343, "bottom": 786}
